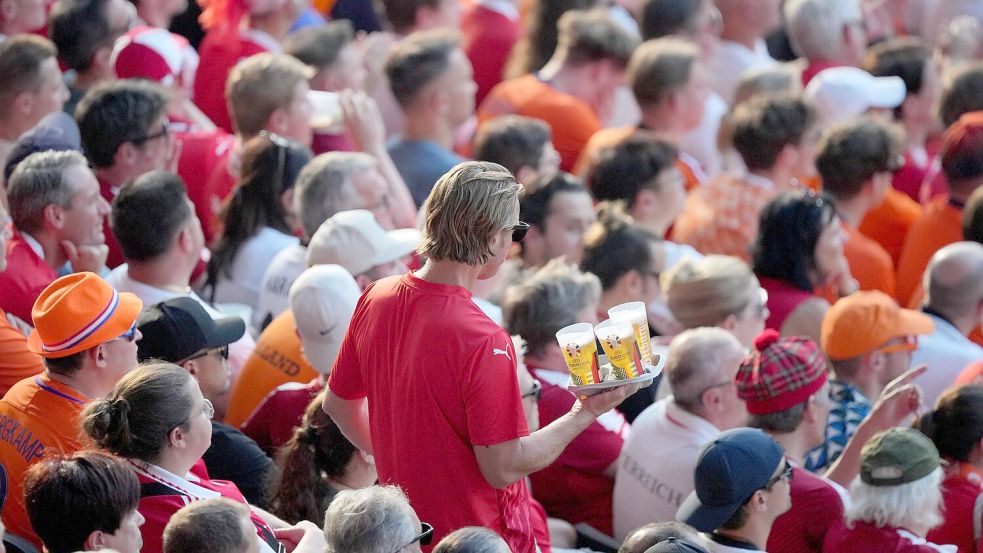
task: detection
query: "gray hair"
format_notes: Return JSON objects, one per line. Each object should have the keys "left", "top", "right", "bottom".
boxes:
{"left": 163, "top": 498, "right": 252, "bottom": 553}
{"left": 433, "top": 527, "right": 510, "bottom": 553}
{"left": 294, "top": 152, "right": 376, "bottom": 240}
{"left": 502, "top": 259, "right": 602, "bottom": 356}
{"left": 323, "top": 485, "right": 418, "bottom": 553}
{"left": 7, "top": 150, "right": 89, "bottom": 233}
{"left": 666, "top": 327, "right": 744, "bottom": 412}
{"left": 846, "top": 467, "right": 944, "bottom": 531}
{"left": 784, "top": 0, "right": 861, "bottom": 60}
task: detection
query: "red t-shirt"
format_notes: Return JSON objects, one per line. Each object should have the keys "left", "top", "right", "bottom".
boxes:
{"left": 96, "top": 175, "right": 125, "bottom": 269}
{"left": 529, "top": 369, "right": 623, "bottom": 535}
{"left": 241, "top": 379, "right": 323, "bottom": 456}
{"left": 824, "top": 519, "right": 953, "bottom": 552}
{"left": 759, "top": 276, "right": 816, "bottom": 334}
{"left": 461, "top": 3, "right": 520, "bottom": 107}
{"left": 328, "top": 272, "right": 536, "bottom": 552}
{"left": 202, "top": 145, "right": 238, "bottom": 242}
{"left": 0, "top": 231, "right": 58, "bottom": 324}
{"left": 174, "top": 126, "right": 236, "bottom": 245}
{"left": 926, "top": 465, "right": 983, "bottom": 553}
{"left": 768, "top": 466, "right": 846, "bottom": 553}
{"left": 194, "top": 28, "right": 274, "bottom": 134}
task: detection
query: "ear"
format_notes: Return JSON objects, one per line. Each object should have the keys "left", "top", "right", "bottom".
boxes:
{"left": 622, "top": 268, "right": 643, "bottom": 296}
{"left": 514, "top": 165, "right": 536, "bottom": 186}
{"left": 279, "top": 187, "right": 295, "bottom": 215}
{"left": 43, "top": 203, "right": 66, "bottom": 231}
{"left": 168, "top": 423, "right": 187, "bottom": 449}
{"left": 183, "top": 359, "right": 201, "bottom": 381}
{"left": 176, "top": 225, "right": 195, "bottom": 255}
{"left": 266, "top": 108, "right": 289, "bottom": 136}
{"left": 85, "top": 530, "right": 105, "bottom": 551}
{"left": 115, "top": 141, "right": 138, "bottom": 167}
{"left": 91, "top": 342, "right": 110, "bottom": 369}
{"left": 93, "top": 45, "right": 114, "bottom": 74}
{"left": 719, "top": 314, "right": 739, "bottom": 332}
{"left": 12, "top": 91, "right": 34, "bottom": 118}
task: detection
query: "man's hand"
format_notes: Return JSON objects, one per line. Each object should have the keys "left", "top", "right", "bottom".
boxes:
{"left": 867, "top": 364, "right": 926, "bottom": 429}
{"left": 575, "top": 383, "right": 642, "bottom": 418}
{"left": 274, "top": 520, "right": 326, "bottom": 553}
{"left": 342, "top": 90, "right": 386, "bottom": 155}
{"left": 61, "top": 240, "right": 108, "bottom": 274}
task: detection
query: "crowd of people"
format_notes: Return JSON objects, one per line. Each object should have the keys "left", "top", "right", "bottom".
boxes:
{"left": 1, "top": 0, "right": 983, "bottom": 551}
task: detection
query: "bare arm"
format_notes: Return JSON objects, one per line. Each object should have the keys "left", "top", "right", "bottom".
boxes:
{"left": 473, "top": 384, "right": 638, "bottom": 489}
{"left": 780, "top": 297, "right": 829, "bottom": 344}
{"left": 322, "top": 390, "right": 375, "bottom": 455}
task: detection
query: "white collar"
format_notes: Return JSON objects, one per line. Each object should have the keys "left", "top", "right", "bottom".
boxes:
{"left": 476, "top": 0, "right": 518, "bottom": 21}
{"left": 127, "top": 459, "right": 221, "bottom": 500}
{"left": 19, "top": 231, "right": 44, "bottom": 259}
{"left": 664, "top": 397, "right": 721, "bottom": 440}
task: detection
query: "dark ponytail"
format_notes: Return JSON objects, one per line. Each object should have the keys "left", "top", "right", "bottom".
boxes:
{"left": 916, "top": 384, "right": 983, "bottom": 461}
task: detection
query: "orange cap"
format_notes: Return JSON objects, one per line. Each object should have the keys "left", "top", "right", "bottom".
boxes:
{"left": 28, "top": 272, "right": 144, "bottom": 358}
{"left": 820, "top": 291, "right": 933, "bottom": 360}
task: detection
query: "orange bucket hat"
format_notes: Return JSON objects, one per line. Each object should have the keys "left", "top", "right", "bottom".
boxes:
{"left": 28, "top": 272, "right": 144, "bottom": 358}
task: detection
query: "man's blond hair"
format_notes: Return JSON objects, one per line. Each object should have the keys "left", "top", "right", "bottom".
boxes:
{"left": 226, "top": 53, "right": 314, "bottom": 138}
{"left": 420, "top": 161, "right": 522, "bottom": 265}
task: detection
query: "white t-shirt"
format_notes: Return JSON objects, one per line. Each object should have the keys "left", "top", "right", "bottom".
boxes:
{"left": 208, "top": 226, "right": 299, "bottom": 312}
{"left": 707, "top": 39, "right": 776, "bottom": 106}
{"left": 911, "top": 312, "right": 983, "bottom": 408}
{"left": 252, "top": 243, "right": 307, "bottom": 332}
{"left": 613, "top": 398, "right": 721, "bottom": 540}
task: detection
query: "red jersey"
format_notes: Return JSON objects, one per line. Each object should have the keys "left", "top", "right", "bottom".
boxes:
{"left": 174, "top": 126, "right": 236, "bottom": 245}
{"left": 241, "top": 379, "right": 323, "bottom": 456}
{"left": 328, "top": 272, "right": 536, "bottom": 552}
{"left": 823, "top": 520, "right": 955, "bottom": 552}
{"left": 926, "top": 465, "right": 983, "bottom": 553}
{"left": 0, "top": 230, "right": 58, "bottom": 324}
{"left": 768, "top": 465, "right": 847, "bottom": 553}
{"left": 461, "top": 2, "right": 520, "bottom": 107}
{"left": 202, "top": 145, "right": 238, "bottom": 241}
{"left": 0, "top": 374, "right": 89, "bottom": 548}
{"left": 193, "top": 28, "right": 276, "bottom": 134}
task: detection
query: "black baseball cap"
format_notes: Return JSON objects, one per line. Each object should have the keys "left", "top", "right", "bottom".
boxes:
{"left": 136, "top": 297, "right": 245, "bottom": 363}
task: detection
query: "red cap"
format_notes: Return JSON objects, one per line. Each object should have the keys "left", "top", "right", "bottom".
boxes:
{"left": 735, "top": 330, "right": 829, "bottom": 415}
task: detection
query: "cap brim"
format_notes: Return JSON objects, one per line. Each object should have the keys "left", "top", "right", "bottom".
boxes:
{"left": 298, "top": 335, "right": 344, "bottom": 374}
{"left": 895, "top": 308, "right": 935, "bottom": 336}
{"left": 866, "top": 77, "right": 906, "bottom": 109}
{"left": 201, "top": 315, "right": 247, "bottom": 349}
{"left": 676, "top": 490, "right": 744, "bottom": 533}
{"left": 374, "top": 228, "right": 421, "bottom": 266}
{"left": 28, "top": 292, "right": 144, "bottom": 358}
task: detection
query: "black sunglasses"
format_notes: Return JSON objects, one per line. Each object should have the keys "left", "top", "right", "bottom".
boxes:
{"left": 180, "top": 344, "right": 230, "bottom": 364}
{"left": 395, "top": 522, "right": 433, "bottom": 551}
{"left": 511, "top": 221, "right": 530, "bottom": 243}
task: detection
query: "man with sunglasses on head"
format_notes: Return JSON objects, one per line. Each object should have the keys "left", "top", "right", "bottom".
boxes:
{"left": 0, "top": 271, "right": 143, "bottom": 549}
{"left": 324, "top": 161, "right": 639, "bottom": 552}
{"left": 136, "top": 296, "right": 274, "bottom": 507}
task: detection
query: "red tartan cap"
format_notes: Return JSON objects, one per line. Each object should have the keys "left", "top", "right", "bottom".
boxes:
{"left": 735, "top": 329, "right": 829, "bottom": 415}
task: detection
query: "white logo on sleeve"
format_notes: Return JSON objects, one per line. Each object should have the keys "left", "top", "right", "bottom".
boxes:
{"left": 492, "top": 347, "right": 512, "bottom": 360}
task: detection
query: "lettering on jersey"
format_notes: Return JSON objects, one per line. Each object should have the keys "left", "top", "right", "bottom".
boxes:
{"left": 0, "top": 414, "right": 46, "bottom": 463}
{"left": 255, "top": 343, "right": 301, "bottom": 377}
{"left": 620, "top": 454, "right": 685, "bottom": 508}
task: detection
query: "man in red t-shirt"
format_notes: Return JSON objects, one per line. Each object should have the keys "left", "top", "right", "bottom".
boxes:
{"left": 323, "top": 161, "right": 639, "bottom": 551}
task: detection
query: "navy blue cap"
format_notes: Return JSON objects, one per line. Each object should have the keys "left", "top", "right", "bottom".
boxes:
{"left": 4, "top": 112, "right": 81, "bottom": 182}
{"left": 644, "top": 537, "right": 710, "bottom": 553}
{"left": 676, "top": 428, "right": 784, "bottom": 532}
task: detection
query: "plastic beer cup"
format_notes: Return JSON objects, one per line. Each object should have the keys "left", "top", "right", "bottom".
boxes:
{"left": 556, "top": 323, "right": 601, "bottom": 386}
{"left": 595, "top": 318, "right": 646, "bottom": 379}
{"left": 608, "top": 301, "right": 653, "bottom": 366}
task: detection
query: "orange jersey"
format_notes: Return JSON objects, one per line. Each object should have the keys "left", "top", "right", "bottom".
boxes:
{"left": 896, "top": 196, "right": 963, "bottom": 307}
{"left": 224, "top": 310, "right": 317, "bottom": 428}
{"left": 0, "top": 374, "right": 89, "bottom": 548}
{"left": 843, "top": 222, "right": 896, "bottom": 297}
{"left": 0, "top": 311, "right": 43, "bottom": 397}
{"left": 858, "top": 188, "right": 923, "bottom": 267}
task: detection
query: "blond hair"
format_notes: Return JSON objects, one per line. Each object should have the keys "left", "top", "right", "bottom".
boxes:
{"left": 226, "top": 53, "right": 314, "bottom": 138}
{"left": 419, "top": 161, "right": 522, "bottom": 265}
{"left": 664, "top": 255, "right": 758, "bottom": 328}
{"left": 628, "top": 38, "right": 700, "bottom": 109}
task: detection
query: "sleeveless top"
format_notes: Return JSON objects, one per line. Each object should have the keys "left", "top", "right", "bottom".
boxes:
{"left": 759, "top": 276, "right": 815, "bottom": 333}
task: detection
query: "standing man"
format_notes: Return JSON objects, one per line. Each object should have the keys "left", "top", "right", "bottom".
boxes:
{"left": 323, "top": 161, "right": 637, "bottom": 551}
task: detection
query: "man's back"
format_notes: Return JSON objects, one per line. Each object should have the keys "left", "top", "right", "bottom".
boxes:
{"left": 328, "top": 272, "right": 536, "bottom": 551}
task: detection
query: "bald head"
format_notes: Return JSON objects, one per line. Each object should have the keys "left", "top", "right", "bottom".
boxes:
{"left": 924, "top": 241, "right": 983, "bottom": 320}
{"left": 666, "top": 327, "right": 745, "bottom": 412}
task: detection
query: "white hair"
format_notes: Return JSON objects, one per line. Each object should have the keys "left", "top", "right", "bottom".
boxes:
{"left": 846, "top": 467, "right": 944, "bottom": 532}
{"left": 322, "top": 485, "right": 418, "bottom": 553}
{"left": 783, "top": 0, "right": 862, "bottom": 60}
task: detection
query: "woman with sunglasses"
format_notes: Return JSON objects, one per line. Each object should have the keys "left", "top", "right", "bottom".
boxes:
{"left": 205, "top": 133, "right": 312, "bottom": 313}
{"left": 82, "top": 363, "right": 325, "bottom": 553}
{"left": 322, "top": 485, "right": 432, "bottom": 553}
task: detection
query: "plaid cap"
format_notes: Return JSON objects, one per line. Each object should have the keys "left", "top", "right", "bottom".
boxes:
{"left": 735, "top": 329, "right": 829, "bottom": 415}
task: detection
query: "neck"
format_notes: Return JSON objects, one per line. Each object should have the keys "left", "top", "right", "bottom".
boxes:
{"left": 137, "top": 4, "right": 172, "bottom": 27}
{"left": 125, "top": 258, "right": 194, "bottom": 292}
{"left": 0, "top": 118, "right": 30, "bottom": 142}
{"left": 74, "top": 68, "right": 108, "bottom": 92}
{"left": 639, "top": 108, "right": 684, "bottom": 139}
{"left": 832, "top": 196, "right": 868, "bottom": 228}
{"left": 403, "top": 112, "right": 454, "bottom": 150}
{"left": 414, "top": 258, "right": 485, "bottom": 291}
{"left": 249, "top": 12, "right": 292, "bottom": 43}
{"left": 538, "top": 60, "right": 592, "bottom": 105}
{"left": 95, "top": 166, "right": 136, "bottom": 191}
{"left": 44, "top": 368, "right": 110, "bottom": 400}
{"left": 720, "top": 25, "right": 760, "bottom": 50}
{"left": 151, "top": 450, "right": 196, "bottom": 480}
{"left": 836, "top": 373, "right": 878, "bottom": 405}
{"left": 630, "top": 205, "right": 673, "bottom": 236}
{"left": 770, "top": 431, "right": 810, "bottom": 466}
{"left": 749, "top": 166, "right": 788, "bottom": 189}
{"left": 714, "top": 521, "right": 769, "bottom": 551}
{"left": 29, "top": 229, "right": 70, "bottom": 270}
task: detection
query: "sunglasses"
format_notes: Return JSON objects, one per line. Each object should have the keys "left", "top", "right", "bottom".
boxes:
{"left": 877, "top": 335, "right": 918, "bottom": 354}
{"left": 511, "top": 221, "right": 530, "bottom": 243}
{"left": 180, "top": 344, "right": 230, "bottom": 364}
{"left": 522, "top": 380, "right": 542, "bottom": 401}
{"left": 394, "top": 522, "right": 433, "bottom": 552}
{"left": 765, "top": 461, "right": 794, "bottom": 488}
{"left": 117, "top": 322, "right": 139, "bottom": 342}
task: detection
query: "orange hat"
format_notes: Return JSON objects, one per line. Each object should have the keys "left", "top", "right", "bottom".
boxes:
{"left": 28, "top": 273, "right": 144, "bottom": 358}
{"left": 820, "top": 291, "right": 933, "bottom": 361}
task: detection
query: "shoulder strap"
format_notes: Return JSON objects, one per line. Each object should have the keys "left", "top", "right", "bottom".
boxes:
{"left": 140, "top": 481, "right": 185, "bottom": 499}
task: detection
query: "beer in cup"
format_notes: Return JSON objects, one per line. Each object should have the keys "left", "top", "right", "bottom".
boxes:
{"left": 556, "top": 323, "right": 601, "bottom": 386}
{"left": 608, "top": 301, "right": 653, "bottom": 366}
{"left": 595, "top": 319, "right": 646, "bottom": 380}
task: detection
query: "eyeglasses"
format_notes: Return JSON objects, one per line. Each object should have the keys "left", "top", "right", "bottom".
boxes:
{"left": 522, "top": 380, "right": 542, "bottom": 401}
{"left": 739, "top": 288, "right": 769, "bottom": 320}
{"left": 179, "top": 344, "right": 230, "bottom": 364}
{"left": 394, "top": 522, "right": 433, "bottom": 552}
{"left": 877, "top": 335, "right": 918, "bottom": 354}
{"left": 260, "top": 130, "right": 290, "bottom": 195}
{"left": 172, "top": 398, "right": 215, "bottom": 433}
{"left": 765, "top": 461, "right": 794, "bottom": 488}
{"left": 131, "top": 123, "right": 170, "bottom": 146}
{"left": 510, "top": 221, "right": 530, "bottom": 243}
{"left": 117, "top": 322, "right": 139, "bottom": 342}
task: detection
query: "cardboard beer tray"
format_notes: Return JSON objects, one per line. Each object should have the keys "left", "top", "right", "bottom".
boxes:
{"left": 567, "top": 353, "right": 665, "bottom": 398}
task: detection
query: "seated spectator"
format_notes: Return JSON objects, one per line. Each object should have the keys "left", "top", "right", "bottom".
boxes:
{"left": 677, "top": 428, "right": 791, "bottom": 552}
{"left": 619, "top": 522, "right": 703, "bottom": 553}
{"left": 75, "top": 80, "right": 174, "bottom": 268}
{"left": 461, "top": 0, "right": 520, "bottom": 107}
{"left": 0, "top": 272, "right": 141, "bottom": 547}
{"left": 241, "top": 264, "right": 362, "bottom": 455}
{"left": 811, "top": 291, "right": 934, "bottom": 471}
{"left": 385, "top": 31, "right": 473, "bottom": 206}
{"left": 0, "top": 0, "right": 47, "bottom": 40}
{"left": 106, "top": 170, "right": 256, "bottom": 417}
{"left": 3, "top": 111, "right": 82, "bottom": 184}
{"left": 82, "top": 363, "right": 325, "bottom": 553}
{"left": 822, "top": 428, "right": 948, "bottom": 552}
{"left": 163, "top": 498, "right": 262, "bottom": 553}
{"left": 782, "top": 0, "right": 866, "bottom": 86}
{"left": 897, "top": 111, "right": 983, "bottom": 307}
{"left": 815, "top": 117, "right": 904, "bottom": 296}
{"left": 918, "top": 385, "right": 983, "bottom": 552}
{"left": 24, "top": 450, "right": 144, "bottom": 553}
{"left": 588, "top": 137, "right": 697, "bottom": 269}
{"left": 204, "top": 133, "right": 311, "bottom": 311}
{"left": 672, "top": 95, "right": 818, "bottom": 261}
{"left": 502, "top": 260, "right": 625, "bottom": 535}
{"left": 433, "top": 527, "right": 510, "bottom": 553}
{"left": 613, "top": 328, "right": 747, "bottom": 539}
{"left": 48, "top": 0, "right": 133, "bottom": 115}
{"left": 662, "top": 255, "right": 768, "bottom": 348}
{"left": 0, "top": 150, "right": 110, "bottom": 324}
{"left": 472, "top": 115, "right": 560, "bottom": 186}
{"left": 911, "top": 242, "right": 983, "bottom": 407}
{"left": 322, "top": 485, "right": 432, "bottom": 553}
{"left": 708, "top": 0, "right": 780, "bottom": 105}
{"left": 381, "top": 0, "right": 459, "bottom": 36}
{"left": 267, "top": 390, "right": 376, "bottom": 525}
{"left": 0, "top": 36, "right": 69, "bottom": 168}
{"left": 135, "top": 297, "right": 272, "bottom": 506}
{"left": 577, "top": 38, "right": 708, "bottom": 189}
{"left": 0, "top": 199, "right": 43, "bottom": 396}
{"left": 479, "top": 9, "right": 637, "bottom": 172}
{"left": 752, "top": 190, "right": 856, "bottom": 344}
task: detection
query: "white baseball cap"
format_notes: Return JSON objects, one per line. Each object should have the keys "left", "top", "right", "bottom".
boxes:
{"left": 289, "top": 265, "right": 362, "bottom": 374}
{"left": 805, "top": 66, "right": 907, "bottom": 126}
{"left": 306, "top": 209, "right": 421, "bottom": 275}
